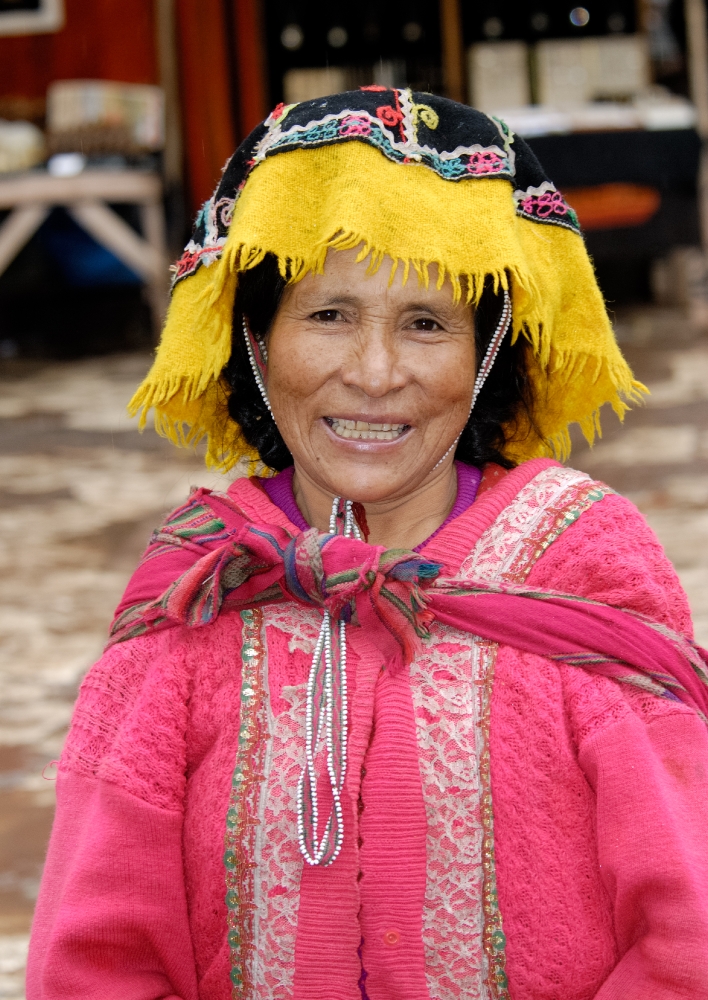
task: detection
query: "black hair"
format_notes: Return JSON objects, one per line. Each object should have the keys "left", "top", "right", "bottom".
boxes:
{"left": 223, "top": 254, "right": 535, "bottom": 471}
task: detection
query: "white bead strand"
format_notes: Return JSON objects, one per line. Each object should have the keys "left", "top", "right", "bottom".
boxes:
{"left": 297, "top": 495, "right": 356, "bottom": 866}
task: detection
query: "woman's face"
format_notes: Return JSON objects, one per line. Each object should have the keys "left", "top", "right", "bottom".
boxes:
{"left": 265, "top": 248, "right": 476, "bottom": 504}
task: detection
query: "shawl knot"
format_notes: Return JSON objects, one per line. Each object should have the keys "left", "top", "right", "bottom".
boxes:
{"left": 283, "top": 529, "right": 441, "bottom": 639}
{"left": 111, "top": 523, "right": 442, "bottom": 668}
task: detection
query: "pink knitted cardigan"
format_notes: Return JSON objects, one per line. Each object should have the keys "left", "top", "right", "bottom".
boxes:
{"left": 28, "top": 459, "right": 708, "bottom": 1000}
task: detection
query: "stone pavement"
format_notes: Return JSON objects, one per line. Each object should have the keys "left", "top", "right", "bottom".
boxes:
{"left": 0, "top": 310, "right": 707, "bottom": 997}
{"left": 576, "top": 307, "right": 708, "bottom": 646}
{"left": 0, "top": 355, "right": 232, "bottom": 999}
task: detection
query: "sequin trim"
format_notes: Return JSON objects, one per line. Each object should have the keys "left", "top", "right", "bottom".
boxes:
{"left": 225, "top": 608, "right": 269, "bottom": 997}
{"left": 476, "top": 640, "right": 509, "bottom": 999}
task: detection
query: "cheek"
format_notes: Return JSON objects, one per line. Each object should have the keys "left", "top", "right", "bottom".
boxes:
{"left": 421, "top": 341, "right": 476, "bottom": 412}
{"left": 266, "top": 329, "right": 332, "bottom": 414}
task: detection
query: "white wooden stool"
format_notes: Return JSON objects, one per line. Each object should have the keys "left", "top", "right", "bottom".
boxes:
{"left": 0, "top": 169, "right": 169, "bottom": 334}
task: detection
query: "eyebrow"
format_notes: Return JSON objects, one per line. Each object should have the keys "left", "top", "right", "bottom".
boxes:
{"left": 302, "top": 295, "right": 462, "bottom": 316}
{"left": 307, "top": 295, "right": 359, "bottom": 308}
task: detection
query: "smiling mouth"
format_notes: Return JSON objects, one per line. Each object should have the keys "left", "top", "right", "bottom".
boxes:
{"left": 325, "top": 417, "right": 410, "bottom": 441}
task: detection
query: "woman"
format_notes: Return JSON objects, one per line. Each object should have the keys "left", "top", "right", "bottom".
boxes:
{"left": 28, "top": 90, "right": 708, "bottom": 999}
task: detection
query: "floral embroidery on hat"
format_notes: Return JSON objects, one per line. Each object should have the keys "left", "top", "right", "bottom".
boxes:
{"left": 253, "top": 88, "right": 516, "bottom": 186}
{"left": 514, "top": 181, "right": 580, "bottom": 232}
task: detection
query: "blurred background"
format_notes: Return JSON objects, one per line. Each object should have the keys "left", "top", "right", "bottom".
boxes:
{"left": 2, "top": 1, "right": 708, "bottom": 996}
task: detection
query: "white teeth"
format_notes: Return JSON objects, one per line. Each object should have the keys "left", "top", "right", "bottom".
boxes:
{"left": 328, "top": 418, "right": 407, "bottom": 441}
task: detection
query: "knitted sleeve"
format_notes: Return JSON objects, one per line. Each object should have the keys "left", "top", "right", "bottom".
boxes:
{"left": 26, "top": 629, "right": 201, "bottom": 1000}
{"left": 531, "top": 491, "right": 708, "bottom": 998}
{"left": 580, "top": 690, "right": 708, "bottom": 998}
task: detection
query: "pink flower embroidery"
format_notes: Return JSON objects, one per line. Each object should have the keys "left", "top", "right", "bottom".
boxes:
{"left": 339, "top": 114, "right": 372, "bottom": 136}
{"left": 467, "top": 151, "right": 503, "bottom": 174}
{"left": 522, "top": 191, "right": 568, "bottom": 218}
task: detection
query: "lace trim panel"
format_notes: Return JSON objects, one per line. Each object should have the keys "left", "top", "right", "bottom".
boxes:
{"left": 225, "top": 606, "right": 319, "bottom": 999}
{"left": 263, "top": 603, "right": 322, "bottom": 655}
{"left": 249, "top": 607, "right": 319, "bottom": 997}
{"left": 410, "top": 466, "right": 608, "bottom": 997}
{"left": 410, "top": 626, "right": 508, "bottom": 999}
{"left": 460, "top": 466, "right": 610, "bottom": 585}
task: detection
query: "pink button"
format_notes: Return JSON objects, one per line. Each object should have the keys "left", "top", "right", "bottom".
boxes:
{"left": 383, "top": 929, "right": 401, "bottom": 947}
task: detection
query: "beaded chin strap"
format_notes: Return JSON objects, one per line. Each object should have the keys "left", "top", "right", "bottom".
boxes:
{"left": 242, "top": 293, "right": 511, "bottom": 866}
{"left": 431, "top": 288, "right": 513, "bottom": 470}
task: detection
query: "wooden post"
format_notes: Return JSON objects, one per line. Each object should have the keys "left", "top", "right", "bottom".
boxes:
{"left": 154, "top": 0, "right": 183, "bottom": 192}
{"left": 0, "top": 204, "right": 49, "bottom": 276}
{"left": 232, "top": 0, "right": 269, "bottom": 138}
{"left": 686, "top": 0, "right": 708, "bottom": 137}
{"left": 685, "top": 0, "right": 708, "bottom": 252}
{"left": 439, "top": 0, "right": 467, "bottom": 103}
{"left": 635, "top": 0, "right": 651, "bottom": 34}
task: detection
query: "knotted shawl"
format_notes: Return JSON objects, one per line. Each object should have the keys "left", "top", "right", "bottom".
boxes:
{"left": 112, "top": 489, "right": 708, "bottom": 722}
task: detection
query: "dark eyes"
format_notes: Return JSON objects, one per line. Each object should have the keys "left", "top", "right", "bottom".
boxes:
{"left": 309, "top": 311, "right": 441, "bottom": 331}
{"left": 311, "top": 309, "right": 342, "bottom": 322}
{"left": 410, "top": 318, "right": 441, "bottom": 331}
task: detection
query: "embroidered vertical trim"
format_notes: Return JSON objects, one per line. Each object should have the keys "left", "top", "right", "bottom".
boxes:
{"left": 476, "top": 640, "right": 510, "bottom": 999}
{"left": 409, "top": 468, "right": 609, "bottom": 996}
{"left": 457, "top": 468, "right": 612, "bottom": 996}
{"left": 225, "top": 608, "right": 269, "bottom": 998}
{"left": 250, "top": 608, "right": 318, "bottom": 996}
{"left": 410, "top": 627, "right": 487, "bottom": 997}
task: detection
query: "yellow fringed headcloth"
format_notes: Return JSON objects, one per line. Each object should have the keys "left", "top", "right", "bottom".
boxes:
{"left": 130, "top": 88, "right": 644, "bottom": 470}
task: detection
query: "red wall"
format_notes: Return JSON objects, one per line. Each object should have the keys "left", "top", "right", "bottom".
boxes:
{"left": 0, "top": 0, "right": 158, "bottom": 97}
{"left": 232, "top": 0, "right": 269, "bottom": 137}
{"left": 0, "top": 0, "right": 270, "bottom": 216}
{"left": 175, "top": 0, "right": 236, "bottom": 211}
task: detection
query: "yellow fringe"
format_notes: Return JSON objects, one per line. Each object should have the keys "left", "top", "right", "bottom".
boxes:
{"left": 129, "top": 141, "right": 645, "bottom": 471}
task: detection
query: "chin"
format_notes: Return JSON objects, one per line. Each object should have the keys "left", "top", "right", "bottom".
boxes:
{"left": 322, "top": 465, "right": 428, "bottom": 504}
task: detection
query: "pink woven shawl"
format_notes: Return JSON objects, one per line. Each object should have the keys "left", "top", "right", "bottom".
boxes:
{"left": 111, "top": 488, "right": 708, "bottom": 721}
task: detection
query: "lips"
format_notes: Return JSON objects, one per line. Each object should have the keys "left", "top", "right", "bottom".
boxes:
{"left": 325, "top": 417, "right": 410, "bottom": 441}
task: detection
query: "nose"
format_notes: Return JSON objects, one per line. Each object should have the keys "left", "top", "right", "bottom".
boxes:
{"left": 339, "top": 325, "right": 408, "bottom": 398}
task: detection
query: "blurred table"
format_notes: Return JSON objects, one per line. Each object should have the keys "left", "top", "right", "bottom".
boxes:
{"left": 0, "top": 169, "right": 169, "bottom": 333}
{"left": 526, "top": 129, "right": 702, "bottom": 261}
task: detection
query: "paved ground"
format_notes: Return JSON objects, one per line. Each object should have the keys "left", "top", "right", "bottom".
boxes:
{"left": 577, "top": 307, "right": 708, "bottom": 645}
{"left": 0, "top": 308, "right": 707, "bottom": 997}
{"left": 0, "top": 355, "right": 231, "bottom": 999}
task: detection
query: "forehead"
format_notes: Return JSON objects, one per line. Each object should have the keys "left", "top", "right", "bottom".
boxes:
{"left": 282, "top": 248, "right": 471, "bottom": 310}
